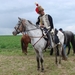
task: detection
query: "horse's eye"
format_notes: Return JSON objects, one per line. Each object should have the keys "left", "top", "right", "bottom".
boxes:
{"left": 17, "top": 22, "right": 19, "bottom": 25}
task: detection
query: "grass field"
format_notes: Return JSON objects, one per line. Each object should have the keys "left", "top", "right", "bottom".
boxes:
{"left": 0, "top": 35, "right": 75, "bottom": 75}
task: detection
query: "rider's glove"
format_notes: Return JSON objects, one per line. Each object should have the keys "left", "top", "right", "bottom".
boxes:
{"left": 50, "top": 29, "right": 54, "bottom": 34}
{"left": 46, "top": 26, "right": 50, "bottom": 29}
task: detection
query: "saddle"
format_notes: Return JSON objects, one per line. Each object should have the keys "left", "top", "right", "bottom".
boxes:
{"left": 41, "top": 28, "right": 60, "bottom": 49}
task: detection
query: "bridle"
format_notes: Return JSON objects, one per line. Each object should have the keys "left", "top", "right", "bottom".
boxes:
{"left": 17, "top": 20, "right": 45, "bottom": 47}
{"left": 15, "top": 21, "right": 26, "bottom": 34}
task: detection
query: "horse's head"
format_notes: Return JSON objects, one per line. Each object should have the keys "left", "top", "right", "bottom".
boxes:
{"left": 12, "top": 17, "right": 26, "bottom": 36}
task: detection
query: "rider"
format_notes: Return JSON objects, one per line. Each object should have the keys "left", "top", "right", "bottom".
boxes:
{"left": 59, "top": 28, "right": 64, "bottom": 33}
{"left": 35, "top": 3, "right": 59, "bottom": 48}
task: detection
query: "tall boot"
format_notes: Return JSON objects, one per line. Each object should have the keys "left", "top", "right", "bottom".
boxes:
{"left": 47, "top": 32, "right": 52, "bottom": 49}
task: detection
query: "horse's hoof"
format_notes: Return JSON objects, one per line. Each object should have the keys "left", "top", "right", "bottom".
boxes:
{"left": 41, "top": 68, "right": 44, "bottom": 72}
{"left": 59, "top": 61, "right": 61, "bottom": 64}
{"left": 25, "top": 53, "right": 27, "bottom": 55}
{"left": 62, "top": 57, "right": 68, "bottom": 61}
{"left": 24, "top": 52, "right": 27, "bottom": 55}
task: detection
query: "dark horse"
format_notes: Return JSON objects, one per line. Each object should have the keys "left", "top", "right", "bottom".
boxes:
{"left": 64, "top": 31, "right": 75, "bottom": 55}
{"left": 21, "top": 34, "right": 31, "bottom": 55}
{"left": 50, "top": 30, "right": 75, "bottom": 55}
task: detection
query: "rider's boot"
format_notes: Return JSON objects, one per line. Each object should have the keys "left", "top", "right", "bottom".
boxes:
{"left": 47, "top": 33, "right": 53, "bottom": 49}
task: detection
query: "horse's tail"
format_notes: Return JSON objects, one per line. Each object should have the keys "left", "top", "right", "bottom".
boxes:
{"left": 21, "top": 37, "right": 24, "bottom": 53}
{"left": 62, "top": 47, "right": 67, "bottom": 60}
{"left": 71, "top": 33, "right": 75, "bottom": 54}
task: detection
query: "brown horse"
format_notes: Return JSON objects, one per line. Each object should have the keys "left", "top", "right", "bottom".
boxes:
{"left": 21, "top": 34, "right": 31, "bottom": 55}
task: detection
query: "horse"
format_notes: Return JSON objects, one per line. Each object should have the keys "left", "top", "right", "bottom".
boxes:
{"left": 12, "top": 28, "right": 31, "bottom": 55}
{"left": 21, "top": 34, "right": 31, "bottom": 55}
{"left": 64, "top": 31, "right": 75, "bottom": 55}
{"left": 12, "top": 17, "right": 66, "bottom": 71}
{"left": 50, "top": 30, "right": 75, "bottom": 55}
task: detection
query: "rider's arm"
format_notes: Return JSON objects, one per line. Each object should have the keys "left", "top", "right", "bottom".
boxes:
{"left": 36, "top": 16, "right": 40, "bottom": 25}
{"left": 48, "top": 14, "right": 54, "bottom": 30}
{"left": 36, "top": 16, "right": 44, "bottom": 28}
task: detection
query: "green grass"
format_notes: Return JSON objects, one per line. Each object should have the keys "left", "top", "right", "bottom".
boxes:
{"left": 0, "top": 35, "right": 33, "bottom": 55}
{"left": 0, "top": 35, "right": 21, "bottom": 49}
{"left": 0, "top": 35, "right": 75, "bottom": 75}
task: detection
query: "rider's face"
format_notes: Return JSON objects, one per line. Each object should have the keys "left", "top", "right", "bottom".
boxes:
{"left": 39, "top": 11, "right": 45, "bottom": 15}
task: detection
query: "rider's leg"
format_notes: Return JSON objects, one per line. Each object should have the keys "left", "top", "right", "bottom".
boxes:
{"left": 47, "top": 32, "right": 53, "bottom": 49}
{"left": 43, "top": 27, "right": 53, "bottom": 48}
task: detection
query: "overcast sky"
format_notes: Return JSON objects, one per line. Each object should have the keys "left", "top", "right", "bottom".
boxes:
{"left": 0, "top": 0, "right": 75, "bottom": 35}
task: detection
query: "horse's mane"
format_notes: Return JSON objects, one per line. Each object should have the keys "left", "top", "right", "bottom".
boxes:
{"left": 27, "top": 20, "right": 33, "bottom": 25}
{"left": 27, "top": 20, "right": 39, "bottom": 28}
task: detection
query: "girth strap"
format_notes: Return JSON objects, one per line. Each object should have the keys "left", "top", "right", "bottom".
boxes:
{"left": 33, "top": 36, "right": 44, "bottom": 47}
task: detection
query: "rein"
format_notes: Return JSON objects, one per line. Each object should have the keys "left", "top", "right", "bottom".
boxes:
{"left": 25, "top": 28, "right": 40, "bottom": 32}
{"left": 22, "top": 21, "right": 40, "bottom": 32}
{"left": 33, "top": 35, "right": 44, "bottom": 47}
{"left": 25, "top": 28, "right": 46, "bottom": 47}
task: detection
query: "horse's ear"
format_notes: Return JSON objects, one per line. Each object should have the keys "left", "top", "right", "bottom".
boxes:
{"left": 18, "top": 17, "right": 21, "bottom": 20}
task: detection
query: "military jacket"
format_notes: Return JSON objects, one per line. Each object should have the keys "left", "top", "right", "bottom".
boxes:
{"left": 36, "top": 14, "right": 54, "bottom": 30}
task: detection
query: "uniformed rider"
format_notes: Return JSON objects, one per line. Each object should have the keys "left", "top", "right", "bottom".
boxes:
{"left": 35, "top": 3, "right": 59, "bottom": 48}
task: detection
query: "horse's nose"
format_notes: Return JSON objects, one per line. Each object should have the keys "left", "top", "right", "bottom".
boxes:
{"left": 12, "top": 31, "right": 16, "bottom": 36}
{"left": 12, "top": 30, "right": 18, "bottom": 36}
{"left": 12, "top": 31, "right": 14, "bottom": 34}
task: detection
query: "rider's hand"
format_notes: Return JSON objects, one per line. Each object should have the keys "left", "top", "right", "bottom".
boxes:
{"left": 40, "top": 25, "right": 44, "bottom": 28}
{"left": 47, "top": 26, "right": 51, "bottom": 29}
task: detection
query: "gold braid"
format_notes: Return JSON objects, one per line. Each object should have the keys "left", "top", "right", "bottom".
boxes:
{"left": 40, "top": 17, "right": 43, "bottom": 25}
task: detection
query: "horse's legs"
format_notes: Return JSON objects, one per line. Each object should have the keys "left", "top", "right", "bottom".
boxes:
{"left": 62, "top": 45, "right": 67, "bottom": 61}
{"left": 54, "top": 47, "right": 58, "bottom": 65}
{"left": 58, "top": 45, "right": 62, "bottom": 64}
{"left": 21, "top": 39, "right": 27, "bottom": 55}
{"left": 50, "top": 48, "right": 53, "bottom": 55}
{"left": 67, "top": 44, "right": 71, "bottom": 55}
{"left": 36, "top": 56, "right": 40, "bottom": 70}
{"left": 39, "top": 50, "right": 44, "bottom": 71}
{"left": 35, "top": 51, "right": 40, "bottom": 70}
{"left": 57, "top": 46, "right": 59, "bottom": 56}
{"left": 35, "top": 49, "right": 44, "bottom": 71}
{"left": 21, "top": 40, "right": 24, "bottom": 53}
{"left": 23, "top": 43, "right": 28, "bottom": 55}
{"left": 25, "top": 44, "right": 28, "bottom": 55}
